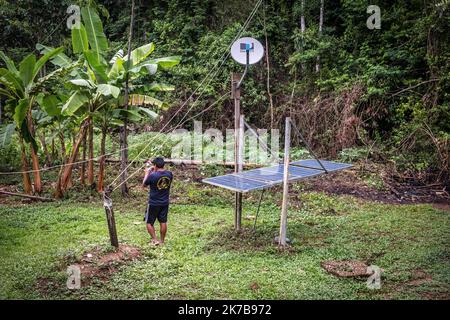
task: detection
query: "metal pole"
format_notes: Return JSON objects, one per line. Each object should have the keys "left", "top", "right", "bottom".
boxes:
{"left": 253, "top": 189, "right": 265, "bottom": 231}
{"left": 279, "top": 117, "right": 291, "bottom": 246}
{"left": 239, "top": 115, "right": 245, "bottom": 173}
{"left": 232, "top": 73, "right": 242, "bottom": 231}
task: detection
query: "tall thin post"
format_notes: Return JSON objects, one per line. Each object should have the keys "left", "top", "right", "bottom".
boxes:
{"left": 103, "top": 189, "right": 119, "bottom": 248}
{"left": 119, "top": 0, "right": 136, "bottom": 196}
{"left": 279, "top": 117, "right": 291, "bottom": 246}
{"left": 232, "top": 73, "right": 242, "bottom": 231}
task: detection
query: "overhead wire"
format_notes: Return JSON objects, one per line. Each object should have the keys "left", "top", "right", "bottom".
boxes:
{"left": 0, "top": 0, "right": 264, "bottom": 183}
{"left": 109, "top": 0, "right": 263, "bottom": 190}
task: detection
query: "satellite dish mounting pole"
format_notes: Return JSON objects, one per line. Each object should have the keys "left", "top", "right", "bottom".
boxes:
{"left": 232, "top": 72, "right": 242, "bottom": 231}
{"left": 229, "top": 37, "right": 264, "bottom": 232}
{"left": 237, "top": 50, "right": 250, "bottom": 89}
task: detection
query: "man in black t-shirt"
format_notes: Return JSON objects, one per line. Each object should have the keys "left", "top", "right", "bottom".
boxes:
{"left": 143, "top": 157, "right": 173, "bottom": 245}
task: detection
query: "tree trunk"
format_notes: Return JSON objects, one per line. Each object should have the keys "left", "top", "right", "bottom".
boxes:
{"left": 59, "top": 131, "right": 66, "bottom": 164}
{"left": 61, "top": 121, "right": 88, "bottom": 192}
{"left": 66, "top": 134, "right": 76, "bottom": 189}
{"left": 300, "top": 0, "right": 306, "bottom": 75}
{"left": 27, "top": 111, "right": 42, "bottom": 194}
{"left": 19, "top": 137, "right": 33, "bottom": 195}
{"left": 264, "top": 4, "right": 274, "bottom": 129}
{"left": 316, "top": 0, "right": 324, "bottom": 74}
{"left": 39, "top": 133, "right": 52, "bottom": 167}
{"left": 30, "top": 148, "right": 42, "bottom": 194}
{"left": 301, "top": 0, "right": 306, "bottom": 34}
{"left": 80, "top": 131, "right": 86, "bottom": 185}
{"left": 54, "top": 165, "right": 64, "bottom": 199}
{"left": 87, "top": 116, "right": 94, "bottom": 187}
{"left": 119, "top": 0, "right": 136, "bottom": 196}
{"left": 51, "top": 137, "right": 56, "bottom": 163}
{"left": 97, "top": 126, "right": 107, "bottom": 192}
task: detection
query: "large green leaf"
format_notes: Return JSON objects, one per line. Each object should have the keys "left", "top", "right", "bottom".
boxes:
{"left": 129, "top": 62, "right": 158, "bottom": 76}
{"left": 123, "top": 43, "right": 155, "bottom": 67}
{"left": 62, "top": 92, "right": 89, "bottom": 115}
{"left": 36, "top": 44, "right": 72, "bottom": 68}
{"left": 32, "top": 62, "right": 79, "bottom": 93}
{"left": 84, "top": 50, "right": 108, "bottom": 83}
{"left": 147, "top": 82, "right": 175, "bottom": 92}
{"left": 19, "top": 54, "right": 36, "bottom": 87}
{"left": 97, "top": 84, "right": 120, "bottom": 98}
{"left": 13, "top": 98, "right": 29, "bottom": 127}
{"left": 139, "top": 107, "right": 158, "bottom": 119}
{"left": 72, "top": 24, "right": 89, "bottom": 54}
{"left": 33, "top": 47, "right": 64, "bottom": 81}
{"left": 107, "top": 57, "right": 124, "bottom": 80}
{"left": 0, "top": 51, "right": 19, "bottom": 75}
{"left": 69, "top": 79, "right": 95, "bottom": 88}
{"left": 123, "top": 107, "right": 143, "bottom": 122}
{"left": 81, "top": 7, "right": 108, "bottom": 54}
{"left": 36, "top": 94, "right": 61, "bottom": 117}
{"left": 0, "top": 68, "right": 24, "bottom": 96}
{"left": 0, "top": 87, "right": 14, "bottom": 99}
{"left": 0, "top": 123, "right": 15, "bottom": 148}
{"left": 150, "top": 56, "right": 181, "bottom": 69}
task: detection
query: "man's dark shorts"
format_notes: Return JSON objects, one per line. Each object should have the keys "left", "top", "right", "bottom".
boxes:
{"left": 144, "top": 205, "right": 169, "bottom": 225}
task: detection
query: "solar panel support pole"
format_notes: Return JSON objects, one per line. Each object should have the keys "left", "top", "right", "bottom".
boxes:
{"left": 279, "top": 117, "right": 291, "bottom": 247}
{"left": 232, "top": 72, "right": 243, "bottom": 231}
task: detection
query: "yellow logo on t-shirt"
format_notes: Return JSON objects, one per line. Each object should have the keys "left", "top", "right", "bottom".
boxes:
{"left": 156, "top": 176, "right": 171, "bottom": 190}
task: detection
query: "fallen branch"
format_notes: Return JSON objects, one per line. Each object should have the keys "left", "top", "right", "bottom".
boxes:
{"left": 0, "top": 190, "right": 54, "bottom": 202}
{"left": 390, "top": 79, "right": 439, "bottom": 97}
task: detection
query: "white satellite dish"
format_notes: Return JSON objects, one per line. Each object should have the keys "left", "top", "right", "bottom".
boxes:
{"left": 231, "top": 37, "right": 264, "bottom": 65}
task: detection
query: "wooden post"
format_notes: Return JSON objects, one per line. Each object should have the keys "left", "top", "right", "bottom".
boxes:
{"left": 279, "top": 117, "right": 291, "bottom": 246}
{"left": 232, "top": 73, "right": 242, "bottom": 231}
{"left": 103, "top": 189, "right": 119, "bottom": 248}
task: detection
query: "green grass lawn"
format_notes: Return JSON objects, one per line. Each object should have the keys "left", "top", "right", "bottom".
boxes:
{"left": 0, "top": 181, "right": 449, "bottom": 300}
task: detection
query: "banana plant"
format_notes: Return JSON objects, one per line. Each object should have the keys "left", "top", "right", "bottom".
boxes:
{"left": 37, "top": 6, "right": 180, "bottom": 194}
{"left": 0, "top": 47, "right": 66, "bottom": 194}
{"left": 35, "top": 91, "right": 88, "bottom": 198}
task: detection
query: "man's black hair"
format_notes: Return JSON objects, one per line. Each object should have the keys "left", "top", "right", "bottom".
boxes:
{"left": 152, "top": 157, "right": 165, "bottom": 168}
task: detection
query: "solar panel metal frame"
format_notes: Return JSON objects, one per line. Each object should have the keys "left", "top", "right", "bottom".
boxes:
{"left": 202, "top": 159, "right": 352, "bottom": 193}
{"left": 202, "top": 174, "right": 271, "bottom": 193}
{"left": 290, "top": 159, "right": 353, "bottom": 172}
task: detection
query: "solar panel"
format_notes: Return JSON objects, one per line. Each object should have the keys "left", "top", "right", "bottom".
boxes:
{"left": 290, "top": 159, "right": 353, "bottom": 172}
{"left": 202, "top": 159, "right": 352, "bottom": 193}
{"left": 202, "top": 174, "right": 270, "bottom": 193}
{"left": 260, "top": 165, "right": 323, "bottom": 178}
{"left": 239, "top": 168, "right": 285, "bottom": 184}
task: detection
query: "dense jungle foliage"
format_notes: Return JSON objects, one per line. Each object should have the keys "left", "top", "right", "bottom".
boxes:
{"left": 0, "top": 0, "right": 449, "bottom": 185}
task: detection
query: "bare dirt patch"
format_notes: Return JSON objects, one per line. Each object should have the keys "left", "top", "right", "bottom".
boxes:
{"left": 36, "top": 244, "right": 142, "bottom": 294}
{"left": 406, "top": 269, "right": 433, "bottom": 286}
{"left": 72, "top": 244, "right": 141, "bottom": 285}
{"left": 301, "top": 164, "right": 449, "bottom": 205}
{"left": 432, "top": 202, "right": 450, "bottom": 212}
{"left": 321, "top": 260, "right": 370, "bottom": 278}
